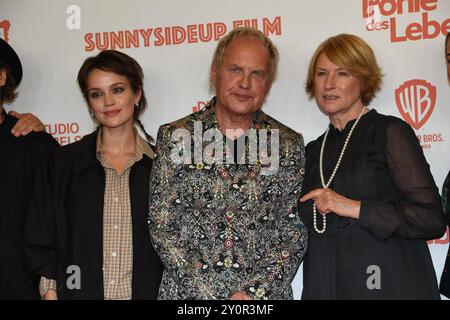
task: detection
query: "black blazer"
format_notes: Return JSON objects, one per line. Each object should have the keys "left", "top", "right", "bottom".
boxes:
{"left": 25, "top": 130, "right": 163, "bottom": 299}
{"left": 0, "top": 112, "right": 59, "bottom": 299}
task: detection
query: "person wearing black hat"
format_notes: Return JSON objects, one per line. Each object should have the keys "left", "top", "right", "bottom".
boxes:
{"left": 0, "top": 38, "right": 46, "bottom": 136}
{"left": 0, "top": 37, "right": 59, "bottom": 299}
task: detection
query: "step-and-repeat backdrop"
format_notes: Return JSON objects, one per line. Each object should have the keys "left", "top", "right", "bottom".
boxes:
{"left": 1, "top": 0, "right": 449, "bottom": 299}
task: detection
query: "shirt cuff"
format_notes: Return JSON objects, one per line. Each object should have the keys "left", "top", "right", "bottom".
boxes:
{"left": 358, "top": 200, "right": 371, "bottom": 229}
{"left": 39, "top": 276, "right": 57, "bottom": 298}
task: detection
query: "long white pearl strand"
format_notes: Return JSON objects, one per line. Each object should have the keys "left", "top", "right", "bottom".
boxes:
{"left": 313, "top": 107, "right": 366, "bottom": 234}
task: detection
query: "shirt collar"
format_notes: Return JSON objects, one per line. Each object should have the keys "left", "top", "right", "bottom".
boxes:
{"left": 95, "top": 126, "right": 154, "bottom": 165}
{"left": 329, "top": 109, "right": 376, "bottom": 137}
{"left": 136, "top": 131, "right": 154, "bottom": 159}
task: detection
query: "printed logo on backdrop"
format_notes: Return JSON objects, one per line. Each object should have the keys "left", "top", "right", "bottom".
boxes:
{"left": 395, "top": 79, "right": 444, "bottom": 149}
{"left": 0, "top": 19, "right": 11, "bottom": 42}
{"left": 428, "top": 227, "right": 450, "bottom": 245}
{"left": 83, "top": 16, "right": 282, "bottom": 51}
{"left": 362, "top": 0, "right": 450, "bottom": 42}
{"left": 46, "top": 123, "right": 82, "bottom": 146}
{"left": 395, "top": 79, "right": 436, "bottom": 130}
{"left": 192, "top": 101, "right": 208, "bottom": 113}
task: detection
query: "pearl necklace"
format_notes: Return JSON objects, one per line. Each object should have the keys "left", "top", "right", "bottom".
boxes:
{"left": 313, "top": 107, "right": 366, "bottom": 234}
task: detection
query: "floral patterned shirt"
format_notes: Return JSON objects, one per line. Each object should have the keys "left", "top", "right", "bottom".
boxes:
{"left": 148, "top": 99, "right": 307, "bottom": 300}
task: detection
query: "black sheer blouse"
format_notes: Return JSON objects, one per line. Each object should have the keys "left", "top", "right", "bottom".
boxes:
{"left": 298, "top": 109, "right": 446, "bottom": 299}
{"left": 438, "top": 172, "right": 450, "bottom": 297}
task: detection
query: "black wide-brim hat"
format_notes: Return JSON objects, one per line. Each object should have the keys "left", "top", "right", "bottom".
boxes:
{"left": 0, "top": 37, "right": 22, "bottom": 86}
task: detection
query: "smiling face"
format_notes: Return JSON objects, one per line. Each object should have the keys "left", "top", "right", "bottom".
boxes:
{"left": 313, "top": 52, "right": 364, "bottom": 121}
{"left": 211, "top": 36, "right": 271, "bottom": 119}
{"left": 86, "top": 68, "right": 141, "bottom": 130}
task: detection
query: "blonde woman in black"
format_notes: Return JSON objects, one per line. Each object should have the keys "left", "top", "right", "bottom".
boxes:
{"left": 299, "top": 34, "right": 446, "bottom": 299}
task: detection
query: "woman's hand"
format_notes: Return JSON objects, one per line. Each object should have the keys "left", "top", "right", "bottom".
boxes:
{"left": 42, "top": 289, "right": 58, "bottom": 300}
{"left": 229, "top": 291, "right": 253, "bottom": 300}
{"left": 300, "top": 188, "right": 361, "bottom": 219}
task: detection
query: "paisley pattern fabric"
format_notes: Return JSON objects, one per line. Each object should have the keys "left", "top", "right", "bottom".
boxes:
{"left": 148, "top": 98, "right": 307, "bottom": 300}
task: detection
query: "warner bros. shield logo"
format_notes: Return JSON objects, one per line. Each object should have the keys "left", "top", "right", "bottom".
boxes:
{"left": 395, "top": 79, "right": 436, "bottom": 130}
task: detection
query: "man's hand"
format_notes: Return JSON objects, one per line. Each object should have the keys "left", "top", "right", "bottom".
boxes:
{"left": 9, "top": 110, "right": 45, "bottom": 137}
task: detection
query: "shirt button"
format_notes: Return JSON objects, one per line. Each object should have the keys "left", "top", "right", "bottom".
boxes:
{"left": 249, "top": 223, "right": 256, "bottom": 230}
{"left": 110, "top": 280, "right": 115, "bottom": 285}
{"left": 113, "top": 225, "right": 119, "bottom": 230}
{"left": 112, "top": 251, "right": 118, "bottom": 257}
{"left": 113, "top": 196, "right": 119, "bottom": 202}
